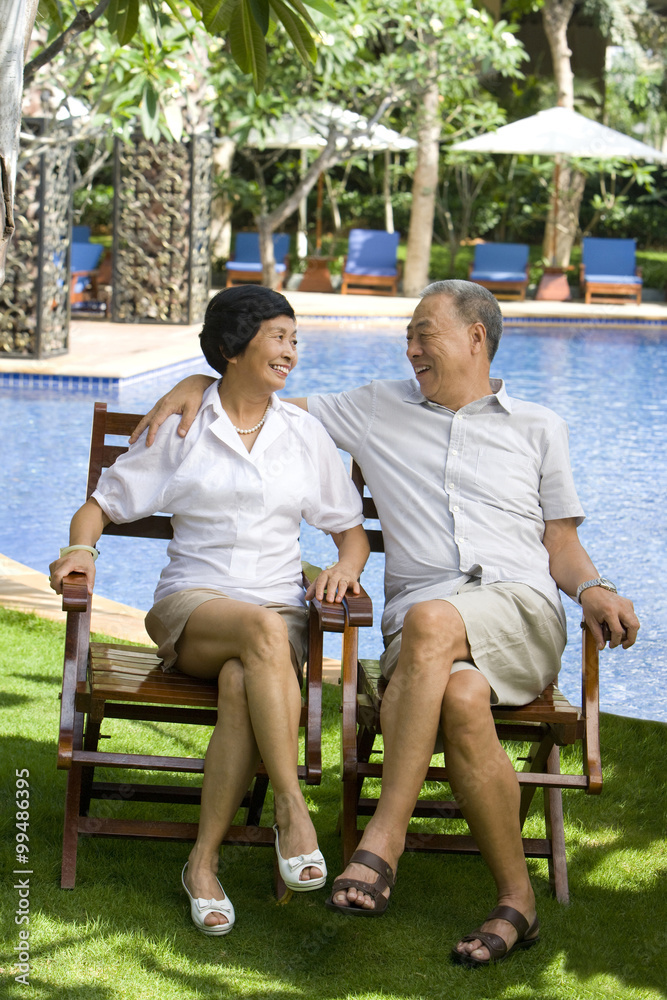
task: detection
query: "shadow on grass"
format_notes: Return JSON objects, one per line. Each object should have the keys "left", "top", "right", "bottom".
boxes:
{"left": 1, "top": 606, "right": 665, "bottom": 1000}
{"left": 1, "top": 708, "right": 665, "bottom": 1000}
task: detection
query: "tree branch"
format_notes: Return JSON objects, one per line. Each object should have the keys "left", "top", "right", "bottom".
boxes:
{"left": 23, "top": 0, "right": 112, "bottom": 88}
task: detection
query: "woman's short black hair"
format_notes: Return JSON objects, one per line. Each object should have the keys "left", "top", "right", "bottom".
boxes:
{"left": 199, "top": 285, "right": 296, "bottom": 375}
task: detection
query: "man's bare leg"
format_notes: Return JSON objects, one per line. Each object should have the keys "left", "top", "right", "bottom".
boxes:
{"left": 442, "top": 670, "right": 537, "bottom": 961}
{"left": 331, "top": 600, "right": 471, "bottom": 910}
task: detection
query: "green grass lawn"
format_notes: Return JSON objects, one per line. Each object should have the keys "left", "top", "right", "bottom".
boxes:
{"left": 1, "top": 607, "right": 666, "bottom": 1000}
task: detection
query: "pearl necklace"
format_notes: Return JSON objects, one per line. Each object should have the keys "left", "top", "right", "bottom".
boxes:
{"left": 232, "top": 398, "right": 271, "bottom": 435}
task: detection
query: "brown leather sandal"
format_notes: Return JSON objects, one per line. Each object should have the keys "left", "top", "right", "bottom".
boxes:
{"left": 325, "top": 849, "right": 396, "bottom": 917}
{"left": 450, "top": 905, "right": 540, "bottom": 967}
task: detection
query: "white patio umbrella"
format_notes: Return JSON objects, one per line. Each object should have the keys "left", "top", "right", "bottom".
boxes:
{"left": 450, "top": 106, "right": 667, "bottom": 263}
{"left": 245, "top": 103, "right": 416, "bottom": 253}
{"left": 451, "top": 105, "right": 667, "bottom": 162}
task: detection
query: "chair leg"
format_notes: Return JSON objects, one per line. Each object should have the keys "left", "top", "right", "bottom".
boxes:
{"left": 246, "top": 773, "right": 269, "bottom": 827}
{"left": 341, "top": 773, "right": 361, "bottom": 866}
{"left": 79, "top": 718, "right": 102, "bottom": 815}
{"left": 61, "top": 707, "right": 86, "bottom": 889}
{"left": 61, "top": 763, "right": 83, "bottom": 889}
{"left": 544, "top": 744, "right": 570, "bottom": 904}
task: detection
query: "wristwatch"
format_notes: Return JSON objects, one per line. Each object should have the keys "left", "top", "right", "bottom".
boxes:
{"left": 576, "top": 577, "right": 617, "bottom": 604}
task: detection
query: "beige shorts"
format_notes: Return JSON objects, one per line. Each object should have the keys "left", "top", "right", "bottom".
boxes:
{"left": 379, "top": 581, "right": 566, "bottom": 706}
{"left": 144, "top": 588, "right": 309, "bottom": 679}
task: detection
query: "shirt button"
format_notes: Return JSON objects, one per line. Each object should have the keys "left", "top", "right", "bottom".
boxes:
{"left": 448, "top": 483, "right": 455, "bottom": 489}
{"left": 451, "top": 449, "right": 458, "bottom": 455}
{"left": 453, "top": 505, "right": 460, "bottom": 512}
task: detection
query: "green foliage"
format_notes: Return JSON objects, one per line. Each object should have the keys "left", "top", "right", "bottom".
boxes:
{"left": 107, "top": 0, "right": 141, "bottom": 45}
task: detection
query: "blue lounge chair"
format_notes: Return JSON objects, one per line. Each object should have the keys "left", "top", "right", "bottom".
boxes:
{"left": 580, "top": 238, "right": 642, "bottom": 305}
{"left": 341, "top": 229, "right": 401, "bottom": 296}
{"left": 72, "top": 225, "right": 92, "bottom": 243}
{"left": 469, "top": 243, "right": 530, "bottom": 301}
{"left": 70, "top": 242, "right": 105, "bottom": 306}
{"left": 226, "top": 233, "right": 291, "bottom": 290}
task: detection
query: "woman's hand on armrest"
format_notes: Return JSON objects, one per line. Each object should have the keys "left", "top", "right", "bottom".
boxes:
{"left": 304, "top": 525, "right": 370, "bottom": 604}
{"left": 129, "top": 374, "right": 216, "bottom": 446}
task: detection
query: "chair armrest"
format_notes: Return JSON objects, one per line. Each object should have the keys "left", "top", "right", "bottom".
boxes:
{"left": 58, "top": 574, "right": 93, "bottom": 770}
{"left": 301, "top": 568, "right": 373, "bottom": 631}
{"left": 62, "top": 572, "right": 90, "bottom": 613}
{"left": 579, "top": 264, "right": 586, "bottom": 282}
{"left": 580, "top": 619, "right": 602, "bottom": 794}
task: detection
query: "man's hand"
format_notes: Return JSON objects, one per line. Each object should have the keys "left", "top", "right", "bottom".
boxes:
{"left": 579, "top": 587, "right": 640, "bottom": 651}
{"left": 129, "top": 374, "right": 215, "bottom": 446}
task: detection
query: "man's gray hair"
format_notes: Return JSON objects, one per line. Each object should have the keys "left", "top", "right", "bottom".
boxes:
{"left": 420, "top": 279, "right": 503, "bottom": 361}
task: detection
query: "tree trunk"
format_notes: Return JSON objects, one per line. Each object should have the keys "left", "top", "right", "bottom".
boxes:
{"left": 256, "top": 131, "right": 341, "bottom": 287}
{"left": 403, "top": 81, "right": 441, "bottom": 297}
{"left": 541, "top": 0, "right": 585, "bottom": 265}
{"left": 210, "top": 137, "right": 236, "bottom": 264}
{"left": 0, "top": 0, "right": 38, "bottom": 284}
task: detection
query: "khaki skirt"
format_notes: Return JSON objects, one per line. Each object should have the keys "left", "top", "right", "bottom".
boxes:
{"left": 145, "top": 587, "right": 309, "bottom": 678}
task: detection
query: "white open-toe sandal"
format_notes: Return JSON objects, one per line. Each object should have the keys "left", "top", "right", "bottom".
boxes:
{"left": 273, "top": 824, "right": 327, "bottom": 892}
{"left": 181, "top": 863, "right": 235, "bottom": 936}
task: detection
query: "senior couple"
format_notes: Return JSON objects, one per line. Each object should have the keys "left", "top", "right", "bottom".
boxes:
{"left": 50, "top": 279, "right": 638, "bottom": 967}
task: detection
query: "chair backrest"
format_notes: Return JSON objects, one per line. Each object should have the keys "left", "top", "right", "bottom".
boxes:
{"left": 582, "top": 237, "right": 636, "bottom": 276}
{"left": 347, "top": 229, "right": 400, "bottom": 270}
{"left": 71, "top": 242, "right": 104, "bottom": 273}
{"left": 87, "top": 403, "right": 173, "bottom": 541}
{"left": 473, "top": 243, "right": 529, "bottom": 271}
{"left": 233, "top": 232, "right": 291, "bottom": 263}
{"left": 72, "top": 225, "right": 92, "bottom": 242}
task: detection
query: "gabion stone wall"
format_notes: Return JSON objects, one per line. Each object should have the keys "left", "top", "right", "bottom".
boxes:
{"left": 112, "top": 132, "right": 212, "bottom": 324}
{"left": 0, "top": 119, "right": 71, "bottom": 358}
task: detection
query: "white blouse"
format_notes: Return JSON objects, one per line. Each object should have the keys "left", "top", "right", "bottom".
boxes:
{"left": 93, "top": 383, "right": 364, "bottom": 607}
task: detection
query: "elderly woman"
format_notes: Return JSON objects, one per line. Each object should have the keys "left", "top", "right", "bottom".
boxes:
{"left": 49, "top": 286, "right": 369, "bottom": 936}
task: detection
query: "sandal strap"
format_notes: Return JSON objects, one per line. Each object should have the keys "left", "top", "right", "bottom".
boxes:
{"left": 329, "top": 876, "right": 391, "bottom": 913}
{"left": 348, "top": 849, "right": 396, "bottom": 889}
{"left": 485, "top": 905, "right": 530, "bottom": 939}
{"left": 460, "top": 929, "right": 508, "bottom": 961}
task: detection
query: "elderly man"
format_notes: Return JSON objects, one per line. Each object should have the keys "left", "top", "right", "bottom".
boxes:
{"left": 132, "top": 279, "right": 639, "bottom": 966}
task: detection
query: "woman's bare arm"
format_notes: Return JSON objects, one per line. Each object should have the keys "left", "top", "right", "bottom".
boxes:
{"left": 304, "top": 525, "right": 370, "bottom": 604}
{"left": 49, "top": 498, "right": 110, "bottom": 595}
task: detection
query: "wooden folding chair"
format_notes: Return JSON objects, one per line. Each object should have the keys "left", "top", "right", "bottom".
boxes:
{"left": 339, "top": 463, "right": 602, "bottom": 904}
{"left": 57, "top": 402, "right": 365, "bottom": 892}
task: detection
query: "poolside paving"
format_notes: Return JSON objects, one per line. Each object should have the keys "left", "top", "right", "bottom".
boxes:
{"left": 2, "top": 288, "right": 665, "bottom": 674}
{"left": 1, "top": 289, "right": 666, "bottom": 379}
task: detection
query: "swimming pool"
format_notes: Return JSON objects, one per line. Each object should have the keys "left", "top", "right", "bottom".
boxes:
{"left": 1, "top": 322, "right": 665, "bottom": 721}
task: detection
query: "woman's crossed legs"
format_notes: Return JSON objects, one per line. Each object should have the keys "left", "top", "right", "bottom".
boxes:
{"left": 175, "top": 598, "right": 320, "bottom": 928}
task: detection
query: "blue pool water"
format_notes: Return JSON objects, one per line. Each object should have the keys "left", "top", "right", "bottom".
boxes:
{"left": 1, "top": 322, "right": 665, "bottom": 722}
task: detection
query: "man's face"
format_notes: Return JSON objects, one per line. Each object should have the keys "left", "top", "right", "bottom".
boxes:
{"left": 406, "top": 294, "right": 480, "bottom": 405}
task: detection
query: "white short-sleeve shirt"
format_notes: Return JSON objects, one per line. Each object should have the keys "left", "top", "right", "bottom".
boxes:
{"left": 93, "top": 382, "right": 364, "bottom": 607}
{"left": 308, "top": 378, "right": 584, "bottom": 636}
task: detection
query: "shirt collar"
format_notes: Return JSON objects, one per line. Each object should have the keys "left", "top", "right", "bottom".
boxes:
{"left": 206, "top": 381, "right": 288, "bottom": 460}
{"left": 403, "top": 376, "right": 512, "bottom": 414}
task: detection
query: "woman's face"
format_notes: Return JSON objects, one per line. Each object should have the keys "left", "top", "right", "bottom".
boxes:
{"left": 231, "top": 315, "right": 298, "bottom": 391}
